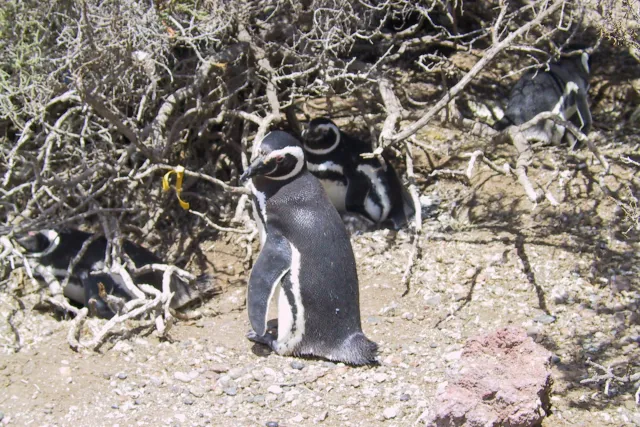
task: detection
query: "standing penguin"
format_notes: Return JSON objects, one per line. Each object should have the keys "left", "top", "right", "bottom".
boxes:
{"left": 241, "top": 131, "right": 377, "bottom": 365}
{"left": 302, "top": 118, "right": 415, "bottom": 229}
{"left": 15, "top": 228, "right": 213, "bottom": 318}
{"left": 497, "top": 51, "right": 592, "bottom": 147}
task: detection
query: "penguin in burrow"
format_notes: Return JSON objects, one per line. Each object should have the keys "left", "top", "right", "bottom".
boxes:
{"left": 496, "top": 50, "right": 592, "bottom": 148}
{"left": 241, "top": 130, "right": 378, "bottom": 365}
{"left": 14, "top": 228, "right": 214, "bottom": 318}
{"left": 301, "top": 118, "right": 416, "bottom": 229}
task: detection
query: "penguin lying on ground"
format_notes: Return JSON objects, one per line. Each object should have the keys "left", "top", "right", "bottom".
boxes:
{"left": 241, "top": 130, "right": 378, "bottom": 365}
{"left": 302, "top": 118, "right": 415, "bottom": 229}
{"left": 15, "top": 228, "right": 213, "bottom": 318}
{"left": 496, "top": 51, "right": 592, "bottom": 147}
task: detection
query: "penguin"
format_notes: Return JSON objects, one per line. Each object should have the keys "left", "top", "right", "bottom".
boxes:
{"left": 302, "top": 118, "right": 415, "bottom": 229}
{"left": 15, "top": 228, "right": 214, "bottom": 318}
{"left": 241, "top": 130, "right": 378, "bottom": 365}
{"left": 496, "top": 51, "right": 592, "bottom": 147}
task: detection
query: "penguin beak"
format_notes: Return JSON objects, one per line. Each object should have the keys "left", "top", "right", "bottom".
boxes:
{"left": 240, "top": 156, "right": 272, "bottom": 183}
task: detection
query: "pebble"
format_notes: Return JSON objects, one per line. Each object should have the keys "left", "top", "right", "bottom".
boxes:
{"left": 223, "top": 386, "right": 238, "bottom": 396}
{"left": 267, "top": 385, "right": 283, "bottom": 394}
{"left": 401, "top": 312, "right": 414, "bottom": 321}
{"left": 117, "top": 372, "right": 127, "bottom": 380}
{"left": 183, "top": 396, "right": 195, "bottom": 405}
{"left": 399, "top": 393, "right": 410, "bottom": 401}
{"left": 266, "top": 422, "right": 279, "bottom": 427}
{"left": 174, "top": 371, "right": 199, "bottom": 383}
{"left": 59, "top": 366, "right": 71, "bottom": 376}
{"left": 373, "top": 373, "right": 388, "bottom": 383}
{"left": 190, "top": 387, "right": 205, "bottom": 398}
{"left": 290, "top": 361, "right": 305, "bottom": 370}
{"left": 209, "top": 364, "right": 230, "bottom": 373}
{"left": 228, "top": 367, "right": 245, "bottom": 379}
{"left": 534, "top": 314, "right": 556, "bottom": 324}
{"left": 314, "top": 410, "right": 329, "bottom": 422}
{"left": 424, "top": 295, "right": 442, "bottom": 306}
{"left": 443, "top": 350, "right": 462, "bottom": 361}
{"left": 383, "top": 407, "right": 398, "bottom": 419}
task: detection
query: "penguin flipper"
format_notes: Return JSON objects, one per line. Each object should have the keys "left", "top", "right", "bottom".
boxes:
{"left": 247, "top": 233, "right": 292, "bottom": 336}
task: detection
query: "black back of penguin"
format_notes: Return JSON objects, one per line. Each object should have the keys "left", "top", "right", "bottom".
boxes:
{"left": 500, "top": 52, "right": 592, "bottom": 142}
{"left": 243, "top": 131, "right": 377, "bottom": 365}
{"left": 302, "top": 118, "right": 415, "bottom": 228}
{"left": 15, "top": 228, "right": 209, "bottom": 317}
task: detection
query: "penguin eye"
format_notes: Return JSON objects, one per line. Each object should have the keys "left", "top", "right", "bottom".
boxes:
{"left": 275, "top": 155, "right": 284, "bottom": 163}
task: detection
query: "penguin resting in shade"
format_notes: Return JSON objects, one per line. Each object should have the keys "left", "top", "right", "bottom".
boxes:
{"left": 302, "top": 118, "right": 415, "bottom": 229}
{"left": 15, "top": 228, "right": 214, "bottom": 318}
{"left": 241, "top": 131, "right": 378, "bottom": 365}
{"left": 496, "top": 51, "right": 592, "bottom": 148}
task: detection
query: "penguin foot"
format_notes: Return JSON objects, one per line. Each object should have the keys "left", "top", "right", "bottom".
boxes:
{"left": 246, "top": 330, "right": 277, "bottom": 348}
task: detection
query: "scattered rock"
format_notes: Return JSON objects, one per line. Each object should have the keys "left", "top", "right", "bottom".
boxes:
{"left": 113, "top": 341, "right": 133, "bottom": 354}
{"left": 442, "top": 350, "right": 462, "bottom": 362}
{"left": 59, "top": 366, "right": 71, "bottom": 376}
{"left": 373, "top": 373, "right": 388, "bottom": 383}
{"left": 424, "top": 295, "right": 442, "bottom": 306}
{"left": 174, "top": 371, "right": 199, "bottom": 383}
{"left": 265, "top": 421, "right": 279, "bottom": 427}
{"left": 267, "top": 385, "right": 283, "bottom": 394}
{"left": 209, "top": 364, "right": 230, "bottom": 374}
{"left": 223, "top": 386, "right": 237, "bottom": 396}
{"left": 428, "top": 327, "right": 552, "bottom": 427}
{"left": 399, "top": 394, "right": 410, "bottom": 401}
{"left": 383, "top": 406, "right": 398, "bottom": 419}
{"left": 533, "top": 314, "right": 556, "bottom": 324}
{"left": 290, "top": 361, "right": 305, "bottom": 370}
{"left": 117, "top": 372, "right": 127, "bottom": 380}
{"left": 228, "top": 367, "right": 245, "bottom": 379}
{"left": 190, "top": 387, "right": 205, "bottom": 398}
{"left": 401, "top": 312, "right": 414, "bottom": 321}
{"left": 183, "top": 396, "right": 195, "bottom": 405}
{"left": 314, "top": 410, "right": 329, "bottom": 422}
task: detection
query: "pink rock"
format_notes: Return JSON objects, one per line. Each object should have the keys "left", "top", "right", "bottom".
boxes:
{"left": 428, "top": 327, "right": 552, "bottom": 427}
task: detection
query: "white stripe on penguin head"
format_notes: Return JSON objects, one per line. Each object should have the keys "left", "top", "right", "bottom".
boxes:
{"left": 28, "top": 229, "right": 61, "bottom": 258}
{"left": 303, "top": 123, "right": 341, "bottom": 155}
{"left": 264, "top": 146, "right": 305, "bottom": 181}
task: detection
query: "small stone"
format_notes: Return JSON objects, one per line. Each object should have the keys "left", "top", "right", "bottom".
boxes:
{"left": 111, "top": 404, "right": 119, "bottom": 410}
{"left": 174, "top": 371, "right": 198, "bottom": 383}
{"left": 113, "top": 341, "right": 133, "bottom": 354}
{"left": 383, "top": 406, "right": 398, "bottom": 419}
{"left": 430, "top": 343, "right": 438, "bottom": 348}
{"left": 117, "top": 372, "right": 127, "bottom": 380}
{"left": 290, "top": 361, "right": 305, "bottom": 370}
{"left": 183, "top": 396, "right": 195, "bottom": 405}
{"left": 399, "top": 393, "right": 410, "bottom": 401}
{"left": 209, "top": 364, "right": 230, "bottom": 373}
{"left": 190, "top": 387, "right": 205, "bottom": 398}
{"left": 149, "top": 376, "right": 163, "bottom": 387}
{"left": 267, "top": 385, "right": 283, "bottom": 394}
{"left": 59, "top": 366, "right": 71, "bottom": 376}
{"left": 228, "top": 367, "right": 245, "bottom": 380}
{"left": 401, "top": 312, "right": 414, "bottom": 321}
{"left": 373, "top": 373, "right": 388, "bottom": 383}
{"left": 314, "top": 410, "right": 328, "bottom": 422}
{"left": 289, "top": 414, "right": 304, "bottom": 423}
{"left": 266, "top": 422, "right": 279, "bottom": 427}
{"left": 443, "top": 350, "right": 462, "bottom": 361}
{"left": 533, "top": 314, "right": 556, "bottom": 324}
{"left": 424, "top": 295, "right": 442, "bottom": 306}
{"left": 550, "top": 354, "right": 561, "bottom": 364}
{"left": 223, "top": 386, "right": 237, "bottom": 396}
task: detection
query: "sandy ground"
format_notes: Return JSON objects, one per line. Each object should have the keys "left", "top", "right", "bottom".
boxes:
{"left": 1, "top": 128, "right": 639, "bottom": 427}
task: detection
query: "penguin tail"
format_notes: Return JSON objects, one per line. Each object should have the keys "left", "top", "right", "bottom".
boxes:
{"left": 170, "top": 273, "right": 218, "bottom": 309}
{"left": 331, "top": 332, "right": 379, "bottom": 366}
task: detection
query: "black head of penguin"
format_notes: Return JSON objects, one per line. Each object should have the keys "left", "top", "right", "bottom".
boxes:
{"left": 302, "top": 118, "right": 341, "bottom": 154}
{"left": 15, "top": 230, "right": 57, "bottom": 254}
{"left": 240, "top": 131, "right": 306, "bottom": 185}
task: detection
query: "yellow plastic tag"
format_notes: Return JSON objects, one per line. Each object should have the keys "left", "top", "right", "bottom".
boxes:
{"left": 162, "top": 166, "right": 190, "bottom": 210}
